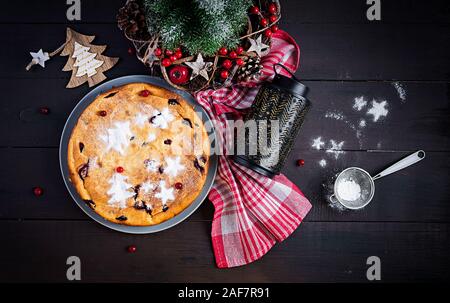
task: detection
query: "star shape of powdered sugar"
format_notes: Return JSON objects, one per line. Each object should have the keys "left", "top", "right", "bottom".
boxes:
{"left": 151, "top": 107, "right": 174, "bottom": 129}
{"left": 141, "top": 181, "right": 155, "bottom": 194}
{"left": 100, "top": 121, "right": 134, "bottom": 155}
{"left": 155, "top": 181, "right": 174, "bottom": 205}
{"left": 134, "top": 112, "right": 148, "bottom": 127}
{"left": 326, "top": 140, "right": 345, "bottom": 159}
{"left": 29, "top": 49, "right": 50, "bottom": 68}
{"left": 164, "top": 156, "right": 185, "bottom": 178}
{"left": 107, "top": 173, "right": 135, "bottom": 208}
{"left": 312, "top": 136, "right": 325, "bottom": 150}
{"left": 185, "top": 54, "right": 212, "bottom": 81}
{"left": 247, "top": 35, "right": 269, "bottom": 57}
{"left": 366, "top": 100, "right": 389, "bottom": 122}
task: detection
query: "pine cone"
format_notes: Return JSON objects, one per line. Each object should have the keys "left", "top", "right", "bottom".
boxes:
{"left": 117, "top": 0, "right": 149, "bottom": 40}
{"left": 237, "top": 56, "right": 263, "bottom": 82}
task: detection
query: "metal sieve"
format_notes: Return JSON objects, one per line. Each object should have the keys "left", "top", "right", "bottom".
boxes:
{"left": 330, "top": 150, "right": 425, "bottom": 210}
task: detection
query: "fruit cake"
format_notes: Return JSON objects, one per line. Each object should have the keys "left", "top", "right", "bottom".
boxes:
{"left": 67, "top": 82, "right": 210, "bottom": 226}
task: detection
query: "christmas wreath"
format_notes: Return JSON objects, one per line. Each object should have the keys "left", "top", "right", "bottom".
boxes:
{"left": 118, "top": 0, "right": 281, "bottom": 92}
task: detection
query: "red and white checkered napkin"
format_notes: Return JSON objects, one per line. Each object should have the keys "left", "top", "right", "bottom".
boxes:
{"left": 195, "top": 31, "right": 312, "bottom": 268}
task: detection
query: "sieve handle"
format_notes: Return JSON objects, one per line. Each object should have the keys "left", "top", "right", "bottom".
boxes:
{"left": 372, "top": 150, "right": 425, "bottom": 181}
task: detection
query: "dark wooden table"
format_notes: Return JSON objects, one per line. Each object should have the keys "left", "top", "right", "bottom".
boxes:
{"left": 0, "top": 0, "right": 449, "bottom": 283}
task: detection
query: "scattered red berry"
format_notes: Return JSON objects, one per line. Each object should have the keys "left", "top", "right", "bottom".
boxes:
{"left": 33, "top": 186, "right": 43, "bottom": 197}
{"left": 236, "top": 58, "right": 244, "bottom": 66}
{"left": 264, "top": 29, "right": 273, "bottom": 37}
{"left": 250, "top": 6, "right": 260, "bottom": 14}
{"left": 127, "top": 47, "right": 135, "bottom": 55}
{"left": 296, "top": 159, "right": 305, "bottom": 166}
{"left": 39, "top": 107, "right": 50, "bottom": 115}
{"left": 269, "top": 15, "right": 278, "bottom": 23}
{"left": 235, "top": 46, "right": 244, "bottom": 54}
{"left": 271, "top": 25, "right": 279, "bottom": 33}
{"left": 229, "top": 51, "right": 237, "bottom": 59}
{"left": 127, "top": 245, "right": 137, "bottom": 253}
{"left": 268, "top": 3, "right": 277, "bottom": 14}
{"left": 98, "top": 110, "right": 107, "bottom": 117}
{"left": 260, "top": 18, "right": 268, "bottom": 27}
{"left": 161, "top": 58, "right": 172, "bottom": 67}
{"left": 154, "top": 48, "right": 162, "bottom": 56}
{"left": 139, "top": 89, "right": 151, "bottom": 97}
{"left": 222, "top": 59, "right": 232, "bottom": 69}
{"left": 175, "top": 50, "right": 183, "bottom": 59}
{"left": 175, "top": 182, "right": 183, "bottom": 190}
{"left": 165, "top": 49, "right": 173, "bottom": 56}
{"left": 220, "top": 69, "right": 229, "bottom": 79}
{"left": 169, "top": 54, "right": 178, "bottom": 62}
{"left": 116, "top": 166, "right": 124, "bottom": 173}
{"left": 218, "top": 47, "right": 228, "bottom": 56}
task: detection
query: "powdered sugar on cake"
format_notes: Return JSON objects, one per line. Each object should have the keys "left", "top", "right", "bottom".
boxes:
{"left": 107, "top": 173, "right": 135, "bottom": 208}
{"left": 164, "top": 156, "right": 185, "bottom": 177}
{"left": 141, "top": 181, "right": 156, "bottom": 194}
{"left": 100, "top": 121, "right": 134, "bottom": 155}
{"left": 155, "top": 180, "right": 174, "bottom": 205}
{"left": 151, "top": 107, "right": 174, "bottom": 129}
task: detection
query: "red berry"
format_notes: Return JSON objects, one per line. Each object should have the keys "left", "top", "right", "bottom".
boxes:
{"left": 250, "top": 6, "right": 260, "bottom": 14}
{"left": 127, "top": 245, "right": 137, "bottom": 253}
{"left": 169, "top": 54, "right": 178, "bottom": 62}
{"left": 127, "top": 47, "right": 135, "bottom": 55}
{"left": 161, "top": 58, "right": 172, "bottom": 67}
{"left": 229, "top": 51, "right": 237, "bottom": 59}
{"left": 264, "top": 29, "right": 273, "bottom": 37}
{"left": 235, "top": 46, "right": 244, "bottom": 54}
{"left": 269, "top": 15, "right": 278, "bottom": 23}
{"left": 268, "top": 3, "right": 277, "bottom": 14}
{"left": 139, "top": 89, "right": 151, "bottom": 97}
{"left": 39, "top": 107, "right": 50, "bottom": 115}
{"left": 220, "top": 70, "right": 229, "bottom": 79}
{"left": 175, "top": 182, "right": 183, "bottom": 190}
{"left": 154, "top": 48, "right": 162, "bottom": 56}
{"left": 218, "top": 47, "right": 228, "bottom": 56}
{"left": 116, "top": 166, "right": 124, "bottom": 173}
{"left": 236, "top": 58, "right": 244, "bottom": 66}
{"left": 271, "top": 25, "right": 279, "bottom": 33}
{"left": 165, "top": 49, "right": 173, "bottom": 56}
{"left": 98, "top": 110, "right": 107, "bottom": 117}
{"left": 222, "top": 59, "right": 232, "bottom": 69}
{"left": 33, "top": 186, "right": 43, "bottom": 197}
{"left": 175, "top": 50, "right": 183, "bottom": 59}
{"left": 296, "top": 159, "right": 305, "bottom": 166}
{"left": 260, "top": 18, "right": 268, "bottom": 27}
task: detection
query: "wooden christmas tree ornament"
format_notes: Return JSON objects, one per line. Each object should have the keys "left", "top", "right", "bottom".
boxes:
{"left": 26, "top": 27, "right": 119, "bottom": 88}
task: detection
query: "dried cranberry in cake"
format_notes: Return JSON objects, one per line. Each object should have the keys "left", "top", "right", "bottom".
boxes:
{"left": 168, "top": 98, "right": 180, "bottom": 105}
{"left": 182, "top": 118, "right": 193, "bottom": 128}
{"left": 149, "top": 112, "right": 161, "bottom": 124}
{"left": 104, "top": 92, "right": 117, "bottom": 98}
{"left": 158, "top": 166, "right": 164, "bottom": 174}
{"left": 116, "top": 166, "right": 124, "bottom": 173}
{"left": 175, "top": 182, "right": 183, "bottom": 190}
{"left": 84, "top": 199, "right": 96, "bottom": 208}
{"left": 78, "top": 163, "right": 89, "bottom": 180}
{"left": 193, "top": 158, "right": 205, "bottom": 174}
{"left": 134, "top": 200, "right": 146, "bottom": 210}
{"left": 133, "top": 185, "right": 141, "bottom": 199}
{"left": 98, "top": 110, "right": 107, "bottom": 117}
{"left": 164, "top": 139, "right": 172, "bottom": 145}
{"left": 139, "top": 89, "right": 151, "bottom": 97}
{"left": 116, "top": 215, "right": 128, "bottom": 221}
{"left": 79, "top": 142, "right": 85, "bottom": 153}
{"left": 162, "top": 205, "right": 169, "bottom": 212}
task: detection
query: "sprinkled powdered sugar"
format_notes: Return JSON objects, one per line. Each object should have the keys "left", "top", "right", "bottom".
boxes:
{"left": 353, "top": 96, "right": 368, "bottom": 111}
{"left": 392, "top": 82, "right": 406, "bottom": 102}
{"left": 312, "top": 136, "right": 325, "bottom": 150}
{"left": 359, "top": 119, "right": 366, "bottom": 128}
{"left": 366, "top": 100, "right": 389, "bottom": 122}
{"left": 326, "top": 139, "right": 345, "bottom": 159}
{"left": 318, "top": 159, "right": 327, "bottom": 167}
{"left": 155, "top": 180, "right": 175, "bottom": 205}
{"left": 107, "top": 173, "right": 135, "bottom": 208}
{"left": 100, "top": 121, "right": 134, "bottom": 155}
{"left": 336, "top": 179, "right": 361, "bottom": 201}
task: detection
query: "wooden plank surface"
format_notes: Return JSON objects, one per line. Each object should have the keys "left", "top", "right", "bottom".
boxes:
{"left": 0, "top": 0, "right": 448, "bottom": 283}
{"left": 0, "top": 220, "right": 448, "bottom": 282}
